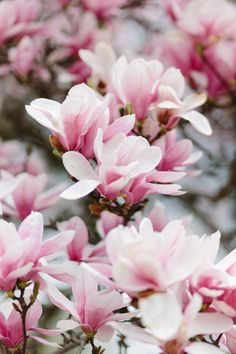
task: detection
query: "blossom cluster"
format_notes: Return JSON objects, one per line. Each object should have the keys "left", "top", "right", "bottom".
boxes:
{"left": 0, "top": 0, "right": 236, "bottom": 354}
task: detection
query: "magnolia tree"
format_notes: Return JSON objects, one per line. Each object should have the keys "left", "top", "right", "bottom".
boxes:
{"left": 0, "top": 0, "right": 236, "bottom": 354}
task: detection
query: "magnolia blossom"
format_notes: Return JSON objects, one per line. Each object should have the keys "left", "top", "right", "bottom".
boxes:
{"left": 2, "top": 172, "right": 67, "bottom": 220}
{"left": 47, "top": 268, "right": 134, "bottom": 342}
{"left": 111, "top": 56, "right": 163, "bottom": 120}
{"left": 189, "top": 233, "right": 236, "bottom": 304}
{"left": 152, "top": 31, "right": 236, "bottom": 97}
{"left": 154, "top": 131, "right": 202, "bottom": 176}
{"left": 177, "top": 0, "right": 236, "bottom": 44}
{"left": 61, "top": 130, "right": 182, "bottom": 203}
{"left": 0, "top": 0, "right": 43, "bottom": 45}
{"left": 112, "top": 292, "right": 232, "bottom": 354}
{"left": 0, "top": 301, "right": 42, "bottom": 349}
{"left": 26, "top": 83, "right": 135, "bottom": 158}
{"left": 0, "top": 212, "right": 74, "bottom": 291}
{"left": 57, "top": 216, "right": 106, "bottom": 263}
{"left": 155, "top": 67, "right": 212, "bottom": 135}
{"left": 53, "top": 11, "right": 98, "bottom": 57}
{"left": 80, "top": 42, "right": 117, "bottom": 87}
{"left": 8, "top": 36, "right": 38, "bottom": 77}
{"left": 0, "top": 140, "right": 45, "bottom": 175}
{"left": 105, "top": 218, "right": 202, "bottom": 293}
{"left": 81, "top": 0, "right": 127, "bottom": 18}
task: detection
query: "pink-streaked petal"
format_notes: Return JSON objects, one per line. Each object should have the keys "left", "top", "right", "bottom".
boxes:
{"left": 40, "top": 230, "right": 75, "bottom": 257}
{"left": 103, "top": 114, "right": 135, "bottom": 141}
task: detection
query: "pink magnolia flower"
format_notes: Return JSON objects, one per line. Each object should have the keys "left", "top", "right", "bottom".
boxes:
{"left": 0, "top": 211, "right": 74, "bottom": 291}
{"left": 112, "top": 292, "right": 232, "bottom": 354}
{"left": 0, "top": 140, "right": 45, "bottom": 175}
{"left": 2, "top": 172, "right": 67, "bottom": 220}
{"left": 110, "top": 56, "right": 163, "bottom": 120}
{"left": 8, "top": 36, "right": 38, "bottom": 77}
{"left": 154, "top": 67, "right": 212, "bottom": 135}
{"left": 151, "top": 31, "right": 236, "bottom": 97}
{"left": 54, "top": 11, "right": 98, "bottom": 57}
{"left": 190, "top": 233, "right": 236, "bottom": 304}
{"left": 60, "top": 130, "right": 182, "bottom": 203}
{"left": 26, "top": 83, "right": 135, "bottom": 158}
{"left": 209, "top": 249, "right": 236, "bottom": 320}
{"left": 47, "top": 268, "right": 134, "bottom": 342}
{"left": 80, "top": 42, "right": 117, "bottom": 87}
{"left": 154, "top": 131, "right": 202, "bottom": 176}
{"left": 57, "top": 216, "right": 106, "bottom": 263}
{"left": 81, "top": 0, "right": 128, "bottom": 19}
{"left": 0, "top": 0, "right": 43, "bottom": 45}
{"left": 177, "top": 0, "right": 236, "bottom": 45}
{"left": 105, "top": 218, "right": 202, "bottom": 294}
{"left": 0, "top": 300, "right": 42, "bottom": 349}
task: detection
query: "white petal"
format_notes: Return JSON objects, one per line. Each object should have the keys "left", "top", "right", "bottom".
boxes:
{"left": 187, "top": 342, "right": 225, "bottom": 354}
{"left": 187, "top": 313, "right": 233, "bottom": 338}
{"left": 60, "top": 180, "right": 99, "bottom": 200}
{"left": 180, "top": 110, "right": 212, "bottom": 135}
{"left": 62, "top": 151, "right": 97, "bottom": 180}
{"left": 183, "top": 93, "right": 207, "bottom": 111}
{"left": 139, "top": 292, "right": 182, "bottom": 342}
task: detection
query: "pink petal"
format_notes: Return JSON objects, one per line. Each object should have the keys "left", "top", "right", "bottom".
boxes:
{"left": 40, "top": 230, "right": 74, "bottom": 257}
{"left": 103, "top": 114, "right": 135, "bottom": 141}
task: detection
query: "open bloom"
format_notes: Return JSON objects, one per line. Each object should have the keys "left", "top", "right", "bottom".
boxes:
{"left": 26, "top": 83, "right": 134, "bottom": 158}
{"left": 0, "top": 140, "right": 45, "bottom": 175}
{"left": 61, "top": 130, "right": 182, "bottom": 203}
{"left": 189, "top": 233, "right": 236, "bottom": 305}
{"left": 155, "top": 67, "right": 211, "bottom": 135}
{"left": 112, "top": 292, "right": 232, "bottom": 354}
{"left": 47, "top": 268, "right": 134, "bottom": 342}
{"left": 80, "top": 42, "right": 117, "bottom": 87}
{"left": 0, "top": 300, "right": 42, "bottom": 349}
{"left": 105, "top": 218, "right": 202, "bottom": 294}
{"left": 111, "top": 56, "right": 163, "bottom": 120}
{"left": 176, "top": 0, "right": 236, "bottom": 45}
{"left": 0, "top": 0, "right": 43, "bottom": 45}
{"left": 2, "top": 172, "right": 67, "bottom": 220}
{"left": 0, "top": 212, "right": 74, "bottom": 291}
